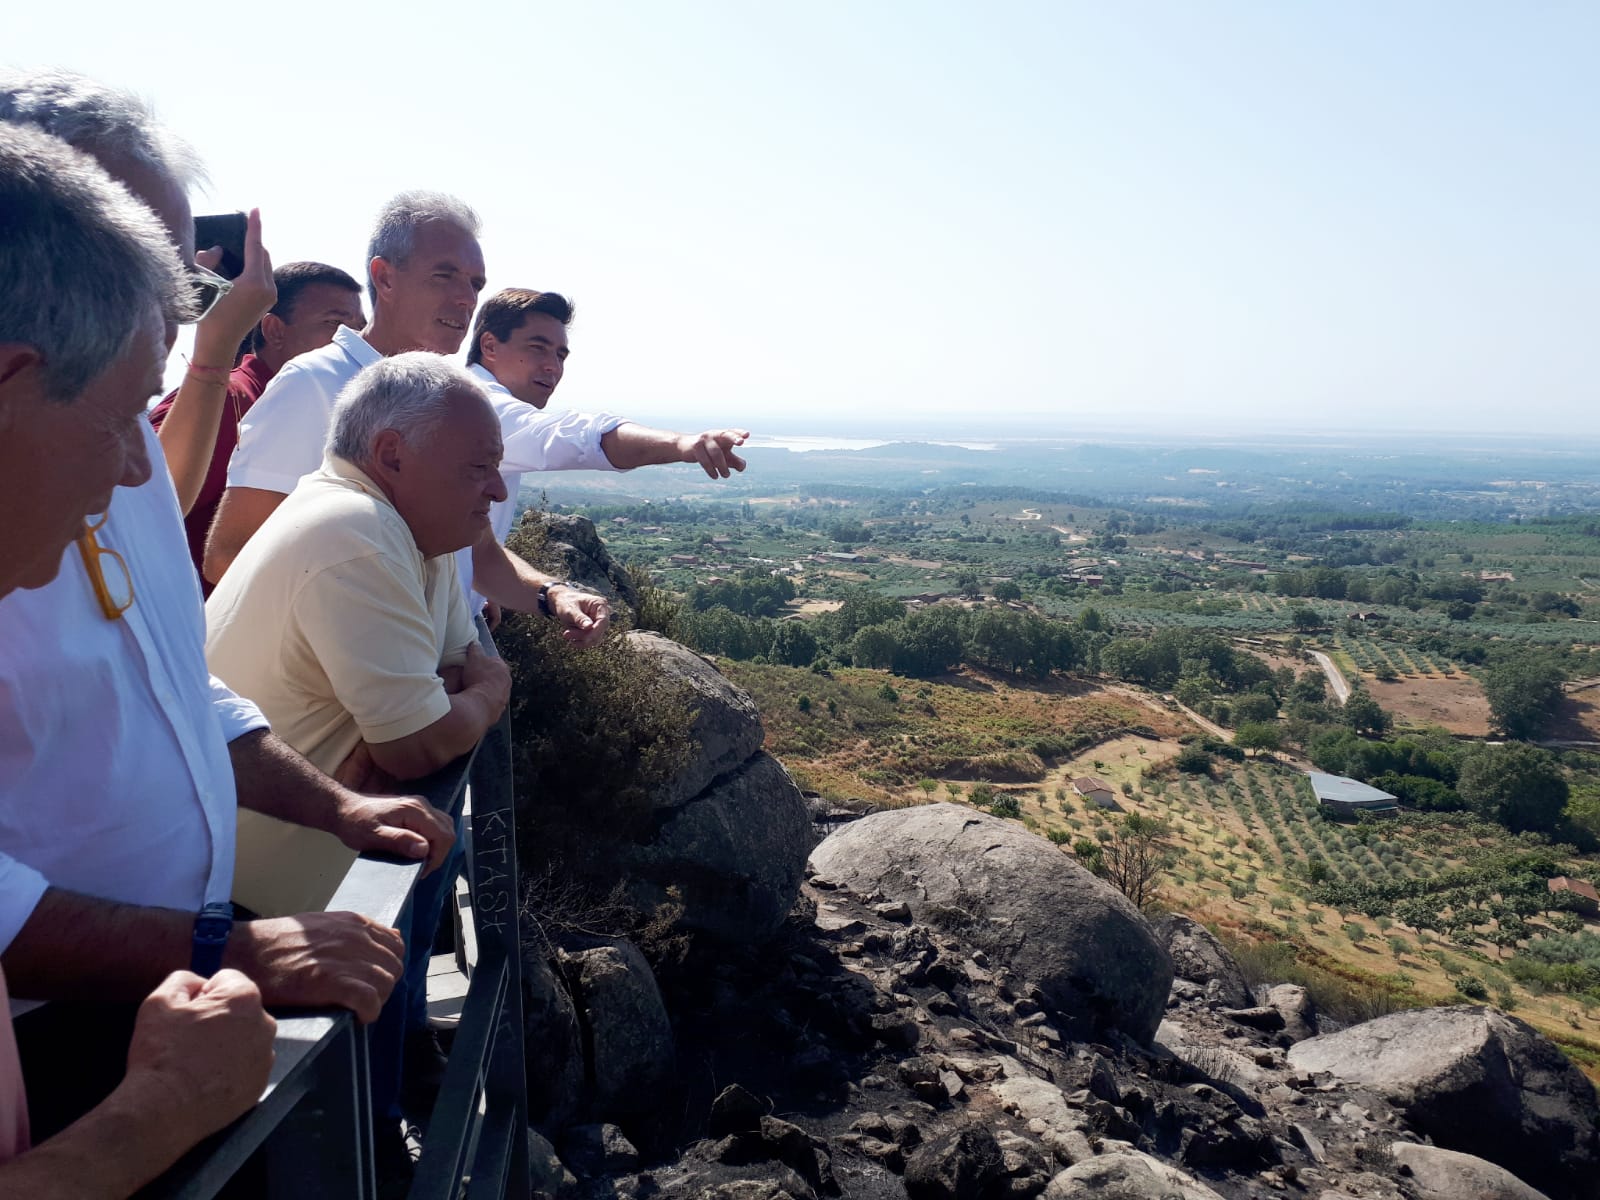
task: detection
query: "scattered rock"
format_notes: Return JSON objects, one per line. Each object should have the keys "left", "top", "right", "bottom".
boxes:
{"left": 1220, "top": 1005, "right": 1286, "bottom": 1032}
{"left": 807, "top": 805, "right": 1173, "bottom": 1043}
{"left": 1043, "top": 1149, "right": 1228, "bottom": 1199}
{"left": 1152, "top": 914, "right": 1252, "bottom": 1009}
{"left": 520, "top": 944, "right": 585, "bottom": 1130}
{"left": 1288, "top": 1006, "right": 1600, "bottom": 1200}
{"left": 1390, "top": 1141, "right": 1554, "bottom": 1200}
{"left": 526, "top": 1127, "right": 576, "bottom": 1198}
{"left": 708, "top": 1083, "right": 768, "bottom": 1136}
{"left": 904, "top": 1124, "right": 1005, "bottom": 1200}
{"left": 560, "top": 1122, "right": 639, "bottom": 1178}
{"left": 566, "top": 938, "right": 675, "bottom": 1116}
{"left": 1265, "top": 983, "right": 1317, "bottom": 1043}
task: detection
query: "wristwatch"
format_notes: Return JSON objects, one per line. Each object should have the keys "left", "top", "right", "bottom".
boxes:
{"left": 190, "top": 901, "right": 234, "bottom": 978}
{"left": 536, "top": 581, "right": 570, "bottom": 617}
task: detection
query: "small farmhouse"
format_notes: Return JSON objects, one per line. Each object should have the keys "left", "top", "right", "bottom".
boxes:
{"left": 1549, "top": 876, "right": 1599, "bottom": 916}
{"left": 1072, "top": 776, "right": 1121, "bottom": 811}
{"left": 1305, "top": 771, "right": 1398, "bottom": 816}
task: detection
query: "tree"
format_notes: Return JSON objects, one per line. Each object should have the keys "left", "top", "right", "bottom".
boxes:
{"left": 955, "top": 570, "right": 981, "bottom": 599}
{"left": 768, "top": 620, "right": 818, "bottom": 667}
{"left": 1457, "top": 743, "right": 1569, "bottom": 834}
{"left": 1095, "top": 813, "right": 1180, "bottom": 910}
{"left": 850, "top": 623, "right": 900, "bottom": 669}
{"left": 993, "top": 579, "right": 1023, "bottom": 602}
{"left": 1232, "top": 693, "right": 1279, "bottom": 725}
{"left": 1235, "top": 722, "right": 1282, "bottom": 756}
{"left": 1481, "top": 657, "right": 1565, "bottom": 740}
{"left": 1342, "top": 690, "right": 1391, "bottom": 736}
{"left": 1290, "top": 607, "right": 1324, "bottom": 632}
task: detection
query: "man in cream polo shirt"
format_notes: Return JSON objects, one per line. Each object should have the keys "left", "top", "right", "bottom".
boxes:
{"left": 205, "top": 354, "right": 513, "bottom": 916}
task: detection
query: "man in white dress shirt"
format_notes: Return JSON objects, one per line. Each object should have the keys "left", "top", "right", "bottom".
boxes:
{"left": 459, "top": 287, "right": 749, "bottom": 612}
{"left": 0, "top": 70, "right": 453, "bottom": 1139}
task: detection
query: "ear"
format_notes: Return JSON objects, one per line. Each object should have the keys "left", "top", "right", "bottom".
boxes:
{"left": 369, "top": 256, "right": 393, "bottom": 302}
{"left": 478, "top": 331, "right": 499, "bottom": 367}
{"left": 257, "top": 312, "right": 287, "bottom": 351}
{"left": 0, "top": 344, "right": 46, "bottom": 435}
{"left": 371, "top": 428, "right": 406, "bottom": 475}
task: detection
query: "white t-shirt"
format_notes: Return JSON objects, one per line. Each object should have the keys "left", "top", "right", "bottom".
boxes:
{"left": 227, "top": 324, "right": 382, "bottom": 495}
{"left": 457, "top": 363, "right": 626, "bottom": 606}
{"left": 0, "top": 422, "right": 264, "bottom": 964}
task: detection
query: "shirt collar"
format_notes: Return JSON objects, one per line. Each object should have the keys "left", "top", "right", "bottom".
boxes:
{"left": 333, "top": 324, "right": 383, "bottom": 369}
{"left": 233, "top": 353, "right": 275, "bottom": 391}
{"left": 467, "top": 362, "right": 512, "bottom": 397}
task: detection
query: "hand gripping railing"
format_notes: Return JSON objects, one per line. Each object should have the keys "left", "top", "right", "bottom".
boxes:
{"left": 141, "top": 628, "right": 528, "bottom": 1200}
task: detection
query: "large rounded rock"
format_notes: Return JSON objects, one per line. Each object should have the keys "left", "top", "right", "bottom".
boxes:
{"left": 1152, "top": 914, "right": 1252, "bottom": 1008}
{"left": 1287, "top": 1006, "right": 1600, "bottom": 1200}
{"left": 1043, "top": 1150, "right": 1226, "bottom": 1200}
{"left": 619, "top": 751, "right": 813, "bottom": 943}
{"left": 625, "top": 631, "right": 765, "bottom": 809}
{"left": 1389, "top": 1143, "right": 1552, "bottom": 1200}
{"left": 808, "top": 804, "right": 1172, "bottom": 1044}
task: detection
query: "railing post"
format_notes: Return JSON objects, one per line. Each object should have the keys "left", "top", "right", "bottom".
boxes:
{"left": 465, "top": 702, "right": 529, "bottom": 1198}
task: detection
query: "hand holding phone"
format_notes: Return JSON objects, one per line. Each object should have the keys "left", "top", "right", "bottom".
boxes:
{"left": 194, "top": 212, "right": 248, "bottom": 280}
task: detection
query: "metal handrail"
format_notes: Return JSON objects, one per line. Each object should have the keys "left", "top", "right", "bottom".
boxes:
{"left": 140, "top": 627, "right": 527, "bottom": 1200}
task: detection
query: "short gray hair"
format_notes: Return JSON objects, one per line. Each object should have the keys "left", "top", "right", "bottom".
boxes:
{"left": 0, "top": 67, "right": 205, "bottom": 191}
{"left": 327, "top": 352, "right": 488, "bottom": 462}
{"left": 0, "top": 123, "right": 192, "bottom": 402}
{"left": 364, "top": 190, "right": 481, "bottom": 302}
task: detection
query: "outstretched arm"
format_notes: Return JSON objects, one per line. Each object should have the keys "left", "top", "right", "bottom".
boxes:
{"left": 600, "top": 424, "right": 749, "bottom": 477}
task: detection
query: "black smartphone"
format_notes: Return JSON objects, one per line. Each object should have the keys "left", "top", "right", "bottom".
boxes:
{"left": 193, "top": 212, "right": 248, "bottom": 279}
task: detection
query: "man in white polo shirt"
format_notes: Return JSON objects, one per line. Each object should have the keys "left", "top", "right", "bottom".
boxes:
{"left": 457, "top": 287, "right": 751, "bottom": 614}
{"left": 204, "top": 192, "right": 611, "bottom": 644}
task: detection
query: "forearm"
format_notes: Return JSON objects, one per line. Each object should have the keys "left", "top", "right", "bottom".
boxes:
{"left": 1, "top": 889, "right": 192, "bottom": 1002}
{"left": 367, "top": 687, "right": 502, "bottom": 781}
{"left": 599, "top": 422, "right": 691, "bottom": 470}
{"left": 155, "top": 377, "right": 229, "bottom": 515}
{"left": 203, "top": 487, "right": 286, "bottom": 585}
{"left": 228, "top": 728, "right": 342, "bottom": 835}
{"left": 471, "top": 535, "right": 556, "bottom": 612}
{"left": 0, "top": 1074, "right": 204, "bottom": 1198}
{"left": 155, "top": 327, "right": 240, "bottom": 514}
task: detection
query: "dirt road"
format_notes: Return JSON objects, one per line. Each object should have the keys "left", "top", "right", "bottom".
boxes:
{"left": 1310, "top": 650, "right": 1351, "bottom": 704}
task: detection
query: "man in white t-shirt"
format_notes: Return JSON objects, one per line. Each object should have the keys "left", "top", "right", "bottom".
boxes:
{"left": 458, "top": 287, "right": 750, "bottom": 613}
{"left": 204, "top": 192, "right": 610, "bottom": 642}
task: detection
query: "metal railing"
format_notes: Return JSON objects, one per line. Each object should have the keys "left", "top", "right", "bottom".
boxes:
{"left": 141, "top": 630, "right": 528, "bottom": 1200}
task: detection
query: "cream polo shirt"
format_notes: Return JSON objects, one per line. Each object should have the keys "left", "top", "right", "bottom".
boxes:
{"left": 205, "top": 455, "right": 475, "bottom": 915}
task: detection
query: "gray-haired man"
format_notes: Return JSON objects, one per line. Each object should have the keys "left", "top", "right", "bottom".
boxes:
{"left": 205, "top": 192, "right": 610, "bottom": 639}
{"left": 0, "top": 69, "right": 451, "bottom": 1146}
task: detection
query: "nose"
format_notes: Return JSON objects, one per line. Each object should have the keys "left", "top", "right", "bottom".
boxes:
{"left": 487, "top": 470, "right": 508, "bottom": 504}
{"left": 120, "top": 424, "right": 154, "bottom": 489}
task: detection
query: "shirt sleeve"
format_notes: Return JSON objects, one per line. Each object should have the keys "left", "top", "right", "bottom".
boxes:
{"left": 210, "top": 674, "right": 270, "bottom": 741}
{"left": 496, "top": 403, "right": 628, "bottom": 475}
{"left": 226, "top": 363, "right": 331, "bottom": 495}
{"left": 0, "top": 854, "right": 50, "bottom": 956}
{"left": 291, "top": 554, "right": 454, "bottom": 745}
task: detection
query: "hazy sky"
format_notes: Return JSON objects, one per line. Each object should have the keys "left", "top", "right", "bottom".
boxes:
{"left": 7, "top": 2, "right": 1597, "bottom": 436}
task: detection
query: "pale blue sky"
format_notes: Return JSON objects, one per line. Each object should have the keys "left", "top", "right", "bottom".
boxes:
{"left": 8, "top": 2, "right": 1597, "bottom": 436}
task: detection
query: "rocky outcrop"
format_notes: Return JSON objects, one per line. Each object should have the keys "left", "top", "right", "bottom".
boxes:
{"left": 807, "top": 803, "right": 1172, "bottom": 1044}
{"left": 532, "top": 512, "right": 639, "bottom": 610}
{"left": 1287, "top": 1006, "right": 1600, "bottom": 1200}
{"left": 1151, "top": 915, "right": 1251, "bottom": 1009}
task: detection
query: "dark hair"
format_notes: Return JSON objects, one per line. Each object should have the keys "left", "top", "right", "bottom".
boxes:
{"left": 466, "top": 288, "right": 574, "bottom": 367}
{"left": 247, "top": 261, "right": 362, "bottom": 354}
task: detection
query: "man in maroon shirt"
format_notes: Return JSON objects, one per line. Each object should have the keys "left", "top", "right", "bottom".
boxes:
{"left": 151, "top": 262, "right": 364, "bottom": 589}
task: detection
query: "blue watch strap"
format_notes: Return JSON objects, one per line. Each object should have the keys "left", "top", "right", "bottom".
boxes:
{"left": 190, "top": 902, "right": 234, "bottom": 978}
